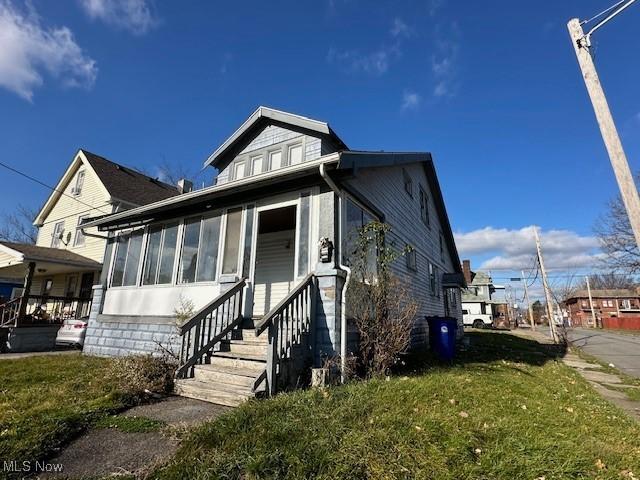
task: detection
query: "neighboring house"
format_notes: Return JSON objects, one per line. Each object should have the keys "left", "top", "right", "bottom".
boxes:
{"left": 461, "top": 260, "right": 504, "bottom": 328}
{"left": 565, "top": 288, "right": 640, "bottom": 327}
{"left": 81, "top": 107, "right": 465, "bottom": 406}
{"left": 0, "top": 150, "right": 179, "bottom": 351}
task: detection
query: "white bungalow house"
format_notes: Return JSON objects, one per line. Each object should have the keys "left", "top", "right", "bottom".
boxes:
{"left": 81, "top": 107, "right": 465, "bottom": 406}
{"left": 0, "top": 150, "right": 178, "bottom": 351}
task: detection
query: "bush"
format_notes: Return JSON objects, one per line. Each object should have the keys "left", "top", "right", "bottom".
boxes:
{"left": 106, "top": 354, "right": 176, "bottom": 401}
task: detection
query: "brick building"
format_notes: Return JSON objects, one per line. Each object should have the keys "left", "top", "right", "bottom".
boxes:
{"left": 564, "top": 289, "right": 640, "bottom": 327}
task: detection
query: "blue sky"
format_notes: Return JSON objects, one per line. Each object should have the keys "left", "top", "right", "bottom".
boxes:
{"left": 1, "top": 0, "right": 639, "bottom": 295}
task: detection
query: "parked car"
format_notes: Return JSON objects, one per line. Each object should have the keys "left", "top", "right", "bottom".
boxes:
{"left": 55, "top": 318, "right": 88, "bottom": 347}
{"left": 462, "top": 309, "right": 493, "bottom": 329}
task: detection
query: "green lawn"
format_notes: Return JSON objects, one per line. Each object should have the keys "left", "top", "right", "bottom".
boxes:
{"left": 0, "top": 353, "right": 126, "bottom": 468}
{"left": 155, "top": 332, "right": 640, "bottom": 480}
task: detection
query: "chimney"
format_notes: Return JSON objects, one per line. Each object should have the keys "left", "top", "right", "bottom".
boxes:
{"left": 462, "top": 259, "right": 472, "bottom": 285}
{"left": 177, "top": 178, "right": 193, "bottom": 194}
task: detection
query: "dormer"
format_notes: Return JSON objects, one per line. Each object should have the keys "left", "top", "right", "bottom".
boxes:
{"left": 205, "top": 106, "right": 348, "bottom": 184}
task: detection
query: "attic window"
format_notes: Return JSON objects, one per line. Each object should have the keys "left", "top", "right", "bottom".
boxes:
{"left": 403, "top": 169, "right": 413, "bottom": 198}
{"left": 73, "top": 170, "right": 85, "bottom": 196}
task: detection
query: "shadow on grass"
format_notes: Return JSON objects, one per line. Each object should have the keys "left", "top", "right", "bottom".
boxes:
{"left": 397, "top": 331, "right": 567, "bottom": 376}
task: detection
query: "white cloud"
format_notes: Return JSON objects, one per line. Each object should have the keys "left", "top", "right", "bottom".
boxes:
{"left": 430, "top": 21, "right": 460, "bottom": 99}
{"left": 327, "top": 45, "right": 398, "bottom": 75}
{"left": 455, "top": 226, "right": 603, "bottom": 271}
{"left": 401, "top": 90, "right": 421, "bottom": 110}
{"left": 0, "top": 1, "right": 96, "bottom": 101}
{"left": 78, "top": 0, "right": 159, "bottom": 35}
{"left": 390, "top": 17, "right": 412, "bottom": 38}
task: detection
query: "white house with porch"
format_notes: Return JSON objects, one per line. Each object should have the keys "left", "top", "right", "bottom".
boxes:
{"left": 0, "top": 150, "right": 178, "bottom": 351}
{"left": 82, "top": 107, "right": 465, "bottom": 406}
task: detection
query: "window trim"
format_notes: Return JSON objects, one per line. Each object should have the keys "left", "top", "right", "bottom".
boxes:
{"left": 73, "top": 215, "right": 88, "bottom": 247}
{"left": 403, "top": 168, "right": 413, "bottom": 198}
{"left": 419, "top": 185, "right": 430, "bottom": 227}
{"left": 73, "top": 169, "right": 85, "bottom": 196}
{"left": 406, "top": 247, "right": 417, "bottom": 272}
{"left": 51, "top": 221, "right": 65, "bottom": 248}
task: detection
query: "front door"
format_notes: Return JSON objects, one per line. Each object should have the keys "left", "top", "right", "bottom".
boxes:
{"left": 252, "top": 206, "right": 297, "bottom": 317}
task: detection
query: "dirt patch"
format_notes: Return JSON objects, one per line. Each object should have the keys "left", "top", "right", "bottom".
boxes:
{"left": 43, "top": 428, "right": 178, "bottom": 479}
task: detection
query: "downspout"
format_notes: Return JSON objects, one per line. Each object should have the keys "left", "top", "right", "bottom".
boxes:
{"left": 80, "top": 228, "right": 109, "bottom": 240}
{"left": 319, "top": 163, "right": 350, "bottom": 383}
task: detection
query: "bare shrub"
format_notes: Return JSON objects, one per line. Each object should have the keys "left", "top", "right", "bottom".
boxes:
{"left": 106, "top": 355, "right": 176, "bottom": 401}
{"left": 347, "top": 221, "right": 418, "bottom": 377}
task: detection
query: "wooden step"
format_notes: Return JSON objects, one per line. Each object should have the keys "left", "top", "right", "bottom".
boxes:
{"left": 175, "top": 379, "right": 253, "bottom": 407}
{"left": 193, "top": 364, "right": 263, "bottom": 388}
{"left": 222, "top": 340, "right": 268, "bottom": 357}
{"left": 231, "top": 328, "right": 269, "bottom": 344}
{"left": 208, "top": 352, "right": 266, "bottom": 371}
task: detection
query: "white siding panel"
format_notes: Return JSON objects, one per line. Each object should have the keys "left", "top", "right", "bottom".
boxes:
{"left": 252, "top": 230, "right": 295, "bottom": 316}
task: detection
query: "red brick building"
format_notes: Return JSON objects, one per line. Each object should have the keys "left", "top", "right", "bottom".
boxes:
{"left": 564, "top": 289, "right": 640, "bottom": 327}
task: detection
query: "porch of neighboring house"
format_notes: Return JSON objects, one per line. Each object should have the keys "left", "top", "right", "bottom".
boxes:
{"left": 0, "top": 242, "right": 100, "bottom": 352}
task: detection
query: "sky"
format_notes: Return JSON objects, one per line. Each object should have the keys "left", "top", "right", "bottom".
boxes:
{"left": 1, "top": 0, "right": 640, "bottom": 300}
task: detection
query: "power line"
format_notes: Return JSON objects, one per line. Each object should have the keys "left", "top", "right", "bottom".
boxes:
{"left": 0, "top": 160, "right": 109, "bottom": 215}
{"left": 580, "top": 0, "right": 629, "bottom": 25}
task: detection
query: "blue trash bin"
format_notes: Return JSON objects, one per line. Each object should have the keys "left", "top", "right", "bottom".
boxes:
{"left": 427, "top": 316, "right": 458, "bottom": 361}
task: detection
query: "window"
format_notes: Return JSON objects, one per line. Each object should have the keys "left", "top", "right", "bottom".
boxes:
{"left": 51, "top": 221, "right": 65, "bottom": 248}
{"left": 581, "top": 300, "right": 589, "bottom": 308}
{"left": 65, "top": 275, "right": 78, "bottom": 298}
{"left": 157, "top": 223, "right": 179, "bottom": 284}
{"left": 233, "top": 161, "right": 246, "bottom": 180}
{"left": 439, "top": 232, "right": 445, "bottom": 260}
{"left": 288, "top": 144, "right": 303, "bottom": 165}
{"left": 429, "top": 263, "right": 436, "bottom": 294}
{"left": 251, "top": 155, "right": 263, "bottom": 175}
{"left": 406, "top": 247, "right": 417, "bottom": 272}
{"left": 269, "top": 150, "right": 282, "bottom": 170}
{"left": 419, "top": 186, "right": 429, "bottom": 226}
{"left": 403, "top": 169, "right": 413, "bottom": 197}
{"left": 142, "top": 225, "right": 163, "bottom": 285}
{"left": 73, "top": 170, "right": 85, "bottom": 196}
{"left": 222, "top": 208, "right": 242, "bottom": 274}
{"left": 179, "top": 218, "right": 202, "bottom": 284}
{"left": 111, "top": 230, "right": 144, "bottom": 287}
{"left": 197, "top": 213, "right": 222, "bottom": 282}
{"left": 622, "top": 299, "right": 632, "bottom": 310}
{"left": 74, "top": 215, "right": 88, "bottom": 247}
{"left": 602, "top": 300, "right": 614, "bottom": 308}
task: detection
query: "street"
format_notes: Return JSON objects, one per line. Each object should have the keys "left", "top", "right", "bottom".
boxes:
{"left": 567, "top": 328, "right": 640, "bottom": 379}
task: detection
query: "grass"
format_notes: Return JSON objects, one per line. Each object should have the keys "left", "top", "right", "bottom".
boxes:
{"left": 154, "top": 332, "right": 640, "bottom": 480}
{"left": 0, "top": 353, "right": 128, "bottom": 471}
{"left": 94, "top": 414, "right": 165, "bottom": 433}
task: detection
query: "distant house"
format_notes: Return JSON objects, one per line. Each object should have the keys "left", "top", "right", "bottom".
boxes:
{"left": 460, "top": 260, "right": 505, "bottom": 328}
{"left": 0, "top": 150, "right": 178, "bottom": 351}
{"left": 564, "top": 288, "right": 640, "bottom": 327}
{"left": 81, "top": 107, "right": 465, "bottom": 406}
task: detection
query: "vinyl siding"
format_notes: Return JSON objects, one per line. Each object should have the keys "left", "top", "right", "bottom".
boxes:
{"left": 345, "top": 162, "right": 462, "bottom": 346}
{"left": 216, "top": 126, "right": 327, "bottom": 185}
{"left": 36, "top": 163, "right": 113, "bottom": 263}
{"left": 252, "top": 230, "right": 296, "bottom": 316}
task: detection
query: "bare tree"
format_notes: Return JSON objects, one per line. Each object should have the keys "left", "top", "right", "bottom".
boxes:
{"left": 577, "top": 272, "right": 636, "bottom": 290}
{"left": 595, "top": 195, "right": 640, "bottom": 272}
{"left": 0, "top": 204, "right": 38, "bottom": 244}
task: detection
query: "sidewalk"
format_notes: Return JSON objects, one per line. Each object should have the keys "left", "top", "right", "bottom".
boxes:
{"left": 513, "top": 328, "right": 640, "bottom": 420}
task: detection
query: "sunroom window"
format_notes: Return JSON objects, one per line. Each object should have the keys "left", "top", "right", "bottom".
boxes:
{"left": 111, "top": 230, "right": 143, "bottom": 287}
{"left": 196, "top": 213, "right": 222, "bottom": 282}
{"left": 142, "top": 222, "right": 179, "bottom": 285}
{"left": 179, "top": 218, "right": 201, "bottom": 284}
{"left": 222, "top": 208, "right": 242, "bottom": 275}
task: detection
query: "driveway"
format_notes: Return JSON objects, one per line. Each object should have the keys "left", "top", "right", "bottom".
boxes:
{"left": 567, "top": 328, "right": 640, "bottom": 379}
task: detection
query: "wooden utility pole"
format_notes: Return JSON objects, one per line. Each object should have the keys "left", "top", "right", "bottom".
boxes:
{"left": 568, "top": 15, "right": 640, "bottom": 250}
{"left": 522, "top": 270, "right": 535, "bottom": 331}
{"left": 534, "top": 227, "right": 559, "bottom": 343}
{"left": 585, "top": 276, "right": 599, "bottom": 328}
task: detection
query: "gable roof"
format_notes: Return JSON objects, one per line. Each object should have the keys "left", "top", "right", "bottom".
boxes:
{"left": 34, "top": 149, "right": 179, "bottom": 226}
{"left": 204, "top": 106, "right": 348, "bottom": 170}
{"left": 82, "top": 151, "right": 179, "bottom": 206}
{"left": 0, "top": 241, "right": 101, "bottom": 269}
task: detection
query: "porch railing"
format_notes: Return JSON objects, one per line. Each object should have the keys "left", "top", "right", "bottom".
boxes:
{"left": 176, "top": 278, "right": 246, "bottom": 379}
{"left": 255, "top": 273, "right": 317, "bottom": 396}
{"left": 0, "top": 295, "right": 92, "bottom": 328}
{"left": 0, "top": 297, "right": 21, "bottom": 327}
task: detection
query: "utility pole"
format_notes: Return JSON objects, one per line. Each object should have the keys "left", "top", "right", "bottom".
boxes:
{"left": 585, "top": 276, "right": 599, "bottom": 328}
{"left": 534, "top": 227, "right": 559, "bottom": 343}
{"left": 567, "top": 2, "right": 640, "bottom": 250}
{"left": 522, "top": 270, "right": 536, "bottom": 331}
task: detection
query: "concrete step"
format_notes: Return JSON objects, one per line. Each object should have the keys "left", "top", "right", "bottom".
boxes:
{"left": 208, "top": 352, "right": 266, "bottom": 371}
{"left": 230, "top": 328, "right": 268, "bottom": 344}
{"left": 175, "top": 379, "right": 253, "bottom": 407}
{"left": 222, "top": 340, "right": 268, "bottom": 357}
{"left": 193, "top": 364, "right": 263, "bottom": 388}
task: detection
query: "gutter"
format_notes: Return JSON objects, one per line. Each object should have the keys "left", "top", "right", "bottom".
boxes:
{"left": 319, "top": 162, "right": 350, "bottom": 383}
